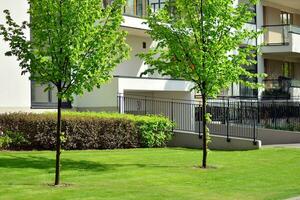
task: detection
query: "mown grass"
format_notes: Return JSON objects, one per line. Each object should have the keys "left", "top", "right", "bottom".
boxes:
{"left": 0, "top": 148, "right": 300, "bottom": 200}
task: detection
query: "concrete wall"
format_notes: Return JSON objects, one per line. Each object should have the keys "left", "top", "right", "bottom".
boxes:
{"left": 168, "top": 130, "right": 261, "bottom": 150}
{"left": 257, "top": 128, "right": 300, "bottom": 145}
{"left": 0, "top": 1, "right": 31, "bottom": 111}
{"left": 73, "top": 78, "right": 119, "bottom": 111}
{"left": 113, "top": 35, "right": 153, "bottom": 77}
{"left": 74, "top": 77, "right": 195, "bottom": 111}
{"left": 196, "top": 122, "right": 300, "bottom": 145}
{"left": 264, "top": 6, "right": 281, "bottom": 25}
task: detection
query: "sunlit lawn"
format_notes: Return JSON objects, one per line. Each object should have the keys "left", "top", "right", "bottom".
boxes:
{"left": 0, "top": 148, "right": 300, "bottom": 200}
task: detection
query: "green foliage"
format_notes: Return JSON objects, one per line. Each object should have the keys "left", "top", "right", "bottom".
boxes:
{"left": 139, "top": 0, "right": 265, "bottom": 97}
{"left": 0, "top": 112, "right": 174, "bottom": 150}
{"left": 0, "top": 131, "right": 29, "bottom": 150}
{"left": 205, "top": 113, "right": 212, "bottom": 146}
{"left": 135, "top": 115, "right": 174, "bottom": 147}
{"left": 139, "top": 0, "right": 265, "bottom": 167}
{"left": 0, "top": 135, "right": 12, "bottom": 149}
{"left": 0, "top": 0, "right": 130, "bottom": 100}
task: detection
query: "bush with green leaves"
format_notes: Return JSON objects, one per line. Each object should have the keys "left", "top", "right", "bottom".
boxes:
{"left": 0, "top": 112, "right": 174, "bottom": 150}
{"left": 0, "top": 130, "right": 29, "bottom": 150}
{"left": 0, "top": 134, "right": 12, "bottom": 150}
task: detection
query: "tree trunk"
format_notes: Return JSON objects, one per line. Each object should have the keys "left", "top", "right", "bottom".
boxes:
{"left": 55, "top": 84, "right": 62, "bottom": 186}
{"left": 201, "top": 94, "right": 207, "bottom": 168}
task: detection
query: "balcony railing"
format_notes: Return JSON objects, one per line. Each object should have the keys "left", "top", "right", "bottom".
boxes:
{"left": 123, "top": 0, "right": 166, "bottom": 18}
{"left": 263, "top": 24, "right": 300, "bottom": 46}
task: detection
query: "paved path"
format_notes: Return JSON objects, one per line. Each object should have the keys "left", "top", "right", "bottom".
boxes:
{"left": 285, "top": 196, "right": 300, "bottom": 200}
{"left": 263, "top": 143, "right": 300, "bottom": 148}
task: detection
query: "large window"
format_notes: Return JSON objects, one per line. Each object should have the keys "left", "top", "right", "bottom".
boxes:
{"left": 282, "top": 62, "right": 294, "bottom": 78}
{"left": 124, "top": 0, "right": 148, "bottom": 17}
{"left": 31, "top": 81, "right": 71, "bottom": 108}
{"left": 280, "top": 11, "right": 293, "bottom": 25}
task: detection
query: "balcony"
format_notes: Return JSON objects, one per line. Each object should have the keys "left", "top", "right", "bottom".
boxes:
{"left": 262, "top": 25, "right": 300, "bottom": 55}
{"left": 262, "top": 77, "right": 300, "bottom": 99}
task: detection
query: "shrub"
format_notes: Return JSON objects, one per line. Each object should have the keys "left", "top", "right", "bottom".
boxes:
{"left": 0, "top": 112, "right": 174, "bottom": 150}
{"left": 0, "top": 135, "right": 12, "bottom": 150}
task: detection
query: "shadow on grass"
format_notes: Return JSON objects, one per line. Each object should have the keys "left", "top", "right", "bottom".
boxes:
{"left": 0, "top": 154, "right": 178, "bottom": 172}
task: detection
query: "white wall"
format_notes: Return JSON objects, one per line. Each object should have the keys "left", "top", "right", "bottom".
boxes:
{"left": 0, "top": 1, "right": 31, "bottom": 110}
{"left": 118, "top": 77, "right": 194, "bottom": 93}
{"left": 122, "top": 16, "right": 149, "bottom": 31}
{"left": 74, "top": 78, "right": 119, "bottom": 109}
{"left": 257, "top": 3, "right": 265, "bottom": 97}
{"left": 114, "top": 35, "right": 153, "bottom": 77}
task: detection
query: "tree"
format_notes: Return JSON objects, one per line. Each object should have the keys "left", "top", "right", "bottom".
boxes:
{"left": 0, "top": 0, "right": 129, "bottom": 185}
{"left": 139, "top": 0, "right": 264, "bottom": 168}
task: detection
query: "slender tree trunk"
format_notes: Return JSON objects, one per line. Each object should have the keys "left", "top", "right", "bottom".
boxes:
{"left": 55, "top": 83, "right": 62, "bottom": 186}
{"left": 202, "top": 94, "right": 207, "bottom": 168}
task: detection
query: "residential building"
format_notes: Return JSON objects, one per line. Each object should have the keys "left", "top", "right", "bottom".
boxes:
{"left": 259, "top": 0, "right": 300, "bottom": 99}
{"left": 0, "top": 0, "right": 194, "bottom": 113}
{"left": 1, "top": 0, "right": 300, "bottom": 113}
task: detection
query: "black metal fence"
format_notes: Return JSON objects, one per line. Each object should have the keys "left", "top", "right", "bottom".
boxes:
{"left": 256, "top": 99, "right": 300, "bottom": 131}
{"left": 204, "top": 97, "right": 300, "bottom": 132}
{"left": 118, "top": 95, "right": 196, "bottom": 132}
{"left": 117, "top": 95, "right": 258, "bottom": 142}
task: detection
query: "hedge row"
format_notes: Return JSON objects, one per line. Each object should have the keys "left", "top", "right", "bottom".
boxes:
{"left": 0, "top": 112, "right": 174, "bottom": 150}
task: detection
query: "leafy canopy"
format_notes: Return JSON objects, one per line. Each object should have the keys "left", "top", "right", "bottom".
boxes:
{"left": 0, "top": 0, "right": 130, "bottom": 99}
{"left": 139, "top": 0, "right": 264, "bottom": 97}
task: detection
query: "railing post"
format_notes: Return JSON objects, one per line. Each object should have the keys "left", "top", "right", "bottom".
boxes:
{"left": 226, "top": 98, "right": 230, "bottom": 142}
{"left": 223, "top": 97, "right": 226, "bottom": 124}
{"left": 144, "top": 96, "right": 147, "bottom": 115}
{"left": 198, "top": 102, "right": 202, "bottom": 139}
{"left": 272, "top": 100, "right": 277, "bottom": 129}
{"left": 171, "top": 100, "right": 174, "bottom": 132}
{"left": 118, "top": 95, "right": 121, "bottom": 113}
{"left": 252, "top": 101, "right": 257, "bottom": 145}
{"left": 257, "top": 101, "right": 260, "bottom": 124}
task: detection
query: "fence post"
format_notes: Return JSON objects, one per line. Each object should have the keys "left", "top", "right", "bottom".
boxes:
{"left": 171, "top": 100, "right": 174, "bottom": 132}
{"left": 118, "top": 95, "right": 121, "bottom": 113}
{"left": 226, "top": 98, "right": 230, "bottom": 142}
{"left": 272, "top": 100, "right": 277, "bottom": 129}
{"left": 286, "top": 99, "right": 290, "bottom": 124}
{"left": 223, "top": 97, "right": 226, "bottom": 124}
{"left": 144, "top": 96, "right": 147, "bottom": 115}
{"left": 199, "top": 102, "right": 202, "bottom": 139}
{"left": 257, "top": 101, "right": 260, "bottom": 124}
{"left": 252, "top": 101, "right": 257, "bottom": 145}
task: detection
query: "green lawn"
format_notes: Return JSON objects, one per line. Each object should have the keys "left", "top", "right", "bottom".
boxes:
{"left": 0, "top": 148, "right": 300, "bottom": 200}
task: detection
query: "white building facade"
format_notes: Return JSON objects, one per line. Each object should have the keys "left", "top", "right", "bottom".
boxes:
{"left": 1, "top": 0, "right": 300, "bottom": 113}
{"left": 0, "top": 0, "right": 194, "bottom": 113}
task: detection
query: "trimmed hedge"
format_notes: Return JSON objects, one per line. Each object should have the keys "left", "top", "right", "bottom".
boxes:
{"left": 0, "top": 112, "right": 174, "bottom": 150}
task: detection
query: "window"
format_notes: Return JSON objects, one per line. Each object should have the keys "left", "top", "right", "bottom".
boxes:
{"left": 31, "top": 81, "right": 71, "bottom": 108}
{"left": 280, "top": 11, "right": 293, "bottom": 25}
{"left": 124, "top": 0, "right": 148, "bottom": 17}
{"left": 149, "top": 0, "right": 166, "bottom": 13}
{"left": 282, "top": 62, "right": 294, "bottom": 78}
